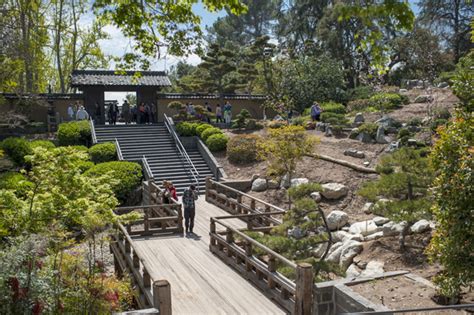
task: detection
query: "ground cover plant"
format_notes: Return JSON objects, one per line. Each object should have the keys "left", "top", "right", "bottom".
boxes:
{"left": 57, "top": 121, "right": 92, "bottom": 146}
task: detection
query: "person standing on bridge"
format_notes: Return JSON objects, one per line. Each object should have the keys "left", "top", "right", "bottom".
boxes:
{"left": 182, "top": 185, "right": 198, "bottom": 234}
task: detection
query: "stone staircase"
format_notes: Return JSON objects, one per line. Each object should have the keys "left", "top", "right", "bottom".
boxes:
{"left": 94, "top": 124, "right": 213, "bottom": 194}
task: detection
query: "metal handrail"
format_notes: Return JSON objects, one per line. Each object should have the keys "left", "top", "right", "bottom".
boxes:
{"left": 90, "top": 117, "right": 97, "bottom": 144}
{"left": 142, "top": 156, "right": 154, "bottom": 181}
{"left": 115, "top": 138, "right": 123, "bottom": 160}
{"left": 163, "top": 114, "right": 200, "bottom": 188}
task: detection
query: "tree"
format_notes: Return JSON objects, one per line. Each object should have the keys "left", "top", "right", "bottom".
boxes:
{"left": 93, "top": 0, "right": 247, "bottom": 68}
{"left": 358, "top": 148, "right": 433, "bottom": 249}
{"left": 427, "top": 52, "right": 474, "bottom": 300}
{"left": 418, "top": 0, "right": 474, "bottom": 62}
{"left": 125, "top": 93, "right": 136, "bottom": 107}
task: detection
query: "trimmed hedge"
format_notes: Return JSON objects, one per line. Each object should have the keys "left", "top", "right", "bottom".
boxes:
{"left": 176, "top": 122, "right": 200, "bottom": 137}
{"left": 0, "top": 172, "right": 34, "bottom": 197}
{"left": 89, "top": 142, "right": 116, "bottom": 163}
{"left": 195, "top": 123, "right": 213, "bottom": 137}
{"left": 0, "top": 137, "right": 32, "bottom": 166}
{"left": 201, "top": 127, "right": 223, "bottom": 142}
{"left": 358, "top": 122, "right": 378, "bottom": 137}
{"left": 227, "top": 135, "right": 260, "bottom": 164}
{"left": 57, "top": 121, "right": 91, "bottom": 146}
{"left": 206, "top": 133, "right": 228, "bottom": 152}
{"left": 369, "top": 93, "right": 403, "bottom": 111}
{"left": 321, "top": 102, "right": 346, "bottom": 114}
{"left": 84, "top": 161, "right": 142, "bottom": 202}
{"left": 347, "top": 99, "right": 373, "bottom": 112}
{"left": 320, "top": 112, "right": 347, "bottom": 125}
{"left": 30, "top": 140, "right": 55, "bottom": 150}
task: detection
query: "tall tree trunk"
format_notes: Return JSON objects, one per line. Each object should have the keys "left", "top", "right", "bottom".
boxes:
{"left": 453, "top": 0, "right": 460, "bottom": 62}
{"left": 55, "top": 0, "right": 65, "bottom": 93}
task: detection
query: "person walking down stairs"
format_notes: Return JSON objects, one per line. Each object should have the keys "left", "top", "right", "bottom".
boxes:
{"left": 182, "top": 185, "right": 198, "bottom": 234}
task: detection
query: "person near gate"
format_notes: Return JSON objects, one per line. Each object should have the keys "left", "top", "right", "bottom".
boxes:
{"left": 76, "top": 106, "right": 89, "bottom": 120}
{"left": 182, "top": 184, "right": 198, "bottom": 234}
{"left": 215, "top": 104, "right": 223, "bottom": 123}
{"left": 122, "top": 100, "right": 131, "bottom": 124}
{"left": 67, "top": 103, "right": 75, "bottom": 121}
{"left": 109, "top": 102, "right": 119, "bottom": 125}
{"left": 223, "top": 101, "right": 232, "bottom": 126}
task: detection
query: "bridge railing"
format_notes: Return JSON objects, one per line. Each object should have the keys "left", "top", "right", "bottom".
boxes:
{"left": 210, "top": 212, "right": 313, "bottom": 314}
{"left": 110, "top": 223, "right": 172, "bottom": 314}
{"left": 89, "top": 117, "right": 97, "bottom": 144}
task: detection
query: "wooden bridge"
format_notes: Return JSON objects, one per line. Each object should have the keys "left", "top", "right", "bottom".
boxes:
{"left": 110, "top": 179, "right": 321, "bottom": 315}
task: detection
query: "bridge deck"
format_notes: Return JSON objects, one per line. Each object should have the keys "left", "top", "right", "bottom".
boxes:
{"left": 130, "top": 198, "right": 285, "bottom": 315}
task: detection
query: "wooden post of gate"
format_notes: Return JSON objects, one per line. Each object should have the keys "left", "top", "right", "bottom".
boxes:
{"left": 205, "top": 177, "right": 211, "bottom": 202}
{"left": 294, "top": 263, "right": 313, "bottom": 315}
{"left": 153, "top": 280, "right": 172, "bottom": 315}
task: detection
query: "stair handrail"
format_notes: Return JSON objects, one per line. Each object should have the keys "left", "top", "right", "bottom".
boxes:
{"left": 163, "top": 114, "right": 200, "bottom": 189}
{"left": 142, "top": 155, "right": 154, "bottom": 181}
{"left": 90, "top": 117, "right": 97, "bottom": 144}
{"left": 115, "top": 138, "right": 123, "bottom": 161}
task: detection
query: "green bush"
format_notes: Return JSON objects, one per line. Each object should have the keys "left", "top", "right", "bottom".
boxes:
{"left": 431, "top": 118, "right": 448, "bottom": 132}
{"left": 291, "top": 116, "right": 306, "bottom": 126}
{"left": 176, "top": 122, "right": 200, "bottom": 136}
{"left": 245, "top": 119, "right": 264, "bottom": 130}
{"left": 399, "top": 94, "right": 410, "bottom": 105}
{"left": 397, "top": 128, "right": 413, "bottom": 145}
{"left": 89, "top": 142, "right": 116, "bottom": 163}
{"left": 0, "top": 172, "right": 34, "bottom": 197}
{"left": 288, "top": 183, "right": 323, "bottom": 200}
{"left": 267, "top": 120, "right": 287, "bottom": 129}
{"left": 57, "top": 121, "right": 91, "bottom": 146}
{"left": 321, "top": 102, "right": 346, "bottom": 114}
{"left": 227, "top": 135, "right": 260, "bottom": 164}
{"left": 232, "top": 109, "right": 252, "bottom": 129}
{"left": 69, "top": 145, "right": 89, "bottom": 152}
{"left": 433, "top": 108, "right": 451, "bottom": 120}
{"left": 347, "top": 99, "right": 374, "bottom": 112}
{"left": 369, "top": 93, "right": 403, "bottom": 111}
{"left": 195, "top": 124, "right": 213, "bottom": 137}
{"left": 206, "top": 133, "right": 228, "bottom": 152}
{"left": 348, "top": 86, "right": 375, "bottom": 100}
{"left": 408, "top": 117, "right": 422, "bottom": 126}
{"left": 0, "top": 137, "right": 32, "bottom": 166}
{"left": 358, "top": 123, "right": 378, "bottom": 137}
{"left": 30, "top": 140, "right": 55, "bottom": 150}
{"left": 76, "top": 160, "right": 95, "bottom": 173}
{"left": 201, "top": 127, "right": 223, "bottom": 141}
{"left": 84, "top": 161, "right": 142, "bottom": 202}
{"left": 320, "top": 112, "right": 347, "bottom": 125}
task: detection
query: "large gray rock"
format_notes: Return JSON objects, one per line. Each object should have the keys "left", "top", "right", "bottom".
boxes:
{"left": 382, "top": 221, "right": 407, "bottom": 236}
{"left": 365, "top": 231, "right": 384, "bottom": 241}
{"left": 332, "top": 230, "right": 364, "bottom": 242}
{"left": 344, "top": 149, "right": 365, "bottom": 159}
{"left": 288, "top": 226, "right": 305, "bottom": 239}
{"left": 376, "top": 126, "right": 388, "bottom": 144}
{"left": 353, "top": 113, "right": 365, "bottom": 125}
{"left": 362, "top": 202, "right": 374, "bottom": 214}
{"left": 326, "top": 242, "right": 344, "bottom": 263}
{"left": 437, "top": 82, "right": 449, "bottom": 88}
{"left": 373, "top": 216, "right": 390, "bottom": 226}
{"left": 410, "top": 219, "right": 431, "bottom": 233}
{"left": 360, "top": 261, "right": 385, "bottom": 278}
{"left": 340, "top": 240, "right": 364, "bottom": 269}
{"left": 321, "top": 183, "right": 348, "bottom": 200}
{"left": 267, "top": 180, "right": 279, "bottom": 189}
{"left": 349, "top": 128, "right": 360, "bottom": 139}
{"left": 291, "top": 178, "right": 309, "bottom": 187}
{"left": 415, "top": 95, "right": 433, "bottom": 103}
{"left": 346, "top": 263, "right": 361, "bottom": 278}
{"left": 280, "top": 174, "right": 291, "bottom": 189}
{"left": 251, "top": 178, "right": 267, "bottom": 192}
{"left": 310, "top": 191, "right": 322, "bottom": 202}
{"left": 357, "top": 132, "right": 372, "bottom": 143}
{"left": 387, "top": 141, "right": 400, "bottom": 152}
{"left": 349, "top": 220, "right": 379, "bottom": 236}
{"left": 376, "top": 116, "right": 398, "bottom": 128}
{"left": 312, "top": 243, "right": 329, "bottom": 258}
{"left": 399, "top": 88, "right": 408, "bottom": 93}
{"left": 327, "top": 210, "right": 349, "bottom": 231}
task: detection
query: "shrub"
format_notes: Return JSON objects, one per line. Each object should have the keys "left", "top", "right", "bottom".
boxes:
{"left": 245, "top": 119, "right": 264, "bottom": 130}
{"left": 288, "top": 183, "right": 323, "bottom": 200}
{"left": 358, "top": 123, "right": 378, "bottom": 137}
{"left": 76, "top": 160, "right": 95, "bottom": 173}
{"left": 232, "top": 109, "right": 252, "bottom": 129}
{"left": 206, "top": 133, "right": 228, "bottom": 152}
{"left": 408, "top": 117, "right": 422, "bottom": 126}
{"left": 57, "top": 121, "right": 91, "bottom": 146}
{"left": 291, "top": 116, "right": 306, "bottom": 126}
{"left": 89, "top": 142, "right": 116, "bottom": 163}
{"left": 399, "top": 94, "right": 410, "bottom": 105}
{"left": 431, "top": 118, "right": 448, "bottom": 132}
{"left": 201, "top": 127, "right": 222, "bottom": 141}
{"left": 348, "top": 85, "right": 374, "bottom": 100}
{"left": 320, "top": 112, "right": 347, "bottom": 125}
{"left": 321, "top": 102, "right": 346, "bottom": 114}
{"left": 397, "top": 128, "right": 413, "bottom": 145}
{"left": 267, "top": 120, "right": 287, "bottom": 129}
{"left": 347, "top": 99, "right": 374, "bottom": 112}
{"left": 433, "top": 108, "right": 451, "bottom": 120}
{"left": 30, "top": 140, "right": 55, "bottom": 150}
{"left": 0, "top": 137, "right": 32, "bottom": 166}
{"left": 0, "top": 172, "right": 34, "bottom": 197}
{"left": 176, "top": 122, "right": 199, "bottom": 136}
{"left": 85, "top": 161, "right": 142, "bottom": 202}
{"left": 69, "top": 145, "right": 89, "bottom": 152}
{"left": 195, "top": 124, "right": 213, "bottom": 137}
{"left": 369, "top": 93, "right": 403, "bottom": 111}
{"left": 227, "top": 135, "right": 260, "bottom": 164}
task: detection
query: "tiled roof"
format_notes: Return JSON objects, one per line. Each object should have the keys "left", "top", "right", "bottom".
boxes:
{"left": 70, "top": 70, "right": 171, "bottom": 87}
{"left": 157, "top": 93, "right": 267, "bottom": 100}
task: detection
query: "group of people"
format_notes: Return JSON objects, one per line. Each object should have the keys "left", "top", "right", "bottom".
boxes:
{"left": 107, "top": 100, "right": 157, "bottom": 125}
{"left": 67, "top": 102, "right": 90, "bottom": 121}
{"left": 162, "top": 181, "right": 198, "bottom": 234}
{"left": 185, "top": 101, "right": 233, "bottom": 125}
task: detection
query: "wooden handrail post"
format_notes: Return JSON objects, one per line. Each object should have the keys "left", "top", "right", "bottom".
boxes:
{"left": 124, "top": 239, "right": 131, "bottom": 254}
{"left": 144, "top": 208, "right": 149, "bottom": 234}
{"left": 143, "top": 269, "right": 151, "bottom": 288}
{"left": 153, "top": 280, "right": 172, "bottom": 315}
{"left": 236, "top": 195, "right": 242, "bottom": 214}
{"left": 177, "top": 205, "right": 184, "bottom": 233}
{"left": 244, "top": 240, "right": 252, "bottom": 271}
{"left": 294, "top": 263, "right": 313, "bottom": 315}
{"left": 205, "top": 177, "right": 211, "bottom": 202}
{"left": 210, "top": 219, "right": 216, "bottom": 247}
{"left": 226, "top": 228, "right": 234, "bottom": 243}
{"left": 250, "top": 199, "right": 256, "bottom": 213}
{"left": 133, "top": 251, "right": 140, "bottom": 268}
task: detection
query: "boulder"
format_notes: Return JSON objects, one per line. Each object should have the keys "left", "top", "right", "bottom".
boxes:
{"left": 326, "top": 210, "right": 350, "bottom": 231}
{"left": 312, "top": 243, "right": 329, "bottom": 258}
{"left": 321, "top": 183, "right": 349, "bottom": 200}
{"left": 407, "top": 139, "right": 418, "bottom": 147}
{"left": 325, "top": 126, "right": 333, "bottom": 137}
{"left": 349, "top": 128, "right": 360, "bottom": 139}
{"left": 344, "top": 149, "right": 365, "bottom": 159}
{"left": 267, "top": 180, "right": 280, "bottom": 189}
{"left": 346, "top": 263, "right": 361, "bottom": 278}
{"left": 382, "top": 221, "right": 407, "bottom": 237}
{"left": 410, "top": 219, "right": 431, "bottom": 233}
{"left": 326, "top": 242, "right": 344, "bottom": 263}
{"left": 373, "top": 216, "right": 390, "bottom": 226}
{"left": 437, "top": 82, "right": 449, "bottom": 88}
{"left": 363, "top": 161, "right": 370, "bottom": 167}
{"left": 251, "top": 178, "right": 267, "bottom": 192}
{"left": 310, "top": 191, "right": 322, "bottom": 202}
{"left": 340, "top": 240, "right": 363, "bottom": 269}
{"left": 356, "top": 132, "right": 372, "bottom": 143}
{"left": 407, "top": 125, "right": 421, "bottom": 133}
{"left": 415, "top": 95, "right": 433, "bottom": 103}
{"left": 349, "top": 220, "right": 379, "bottom": 236}
{"left": 290, "top": 178, "right": 309, "bottom": 187}
{"left": 376, "top": 116, "right": 398, "bottom": 128}
{"left": 288, "top": 226, "right": 305, "bottom": 239}
{"left": 360, "top": 261, "right": 385, "bottom": 278}
{"left": 280, "top": 174, "right": 291, "bottom": 189}
{"left": 365, "top": 231, "right": 384, "bottom": 241}
{"left": 376, "top": 126, "right": 388, "bottom": 144}
{"left": 333, "top": 231, "right": 364, "bottom": 242}
{"left": 399, "top": 88, "right": 408, "bottom": 93}
{"left": 362, "top": 202, "right": 374, "bottom": 214}
{"left": 251, "top": 174, "right": 260, "bottom": 181}
{"left": 387, "top": 141, "right": 400, "bottom": 152}
{"left": 353, "top": 113, "right": 365, "bottom": 125}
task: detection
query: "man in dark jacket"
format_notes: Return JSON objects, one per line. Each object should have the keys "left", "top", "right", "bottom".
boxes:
{"left": 182, "top": 185, "right": 198, "bottom": 233}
